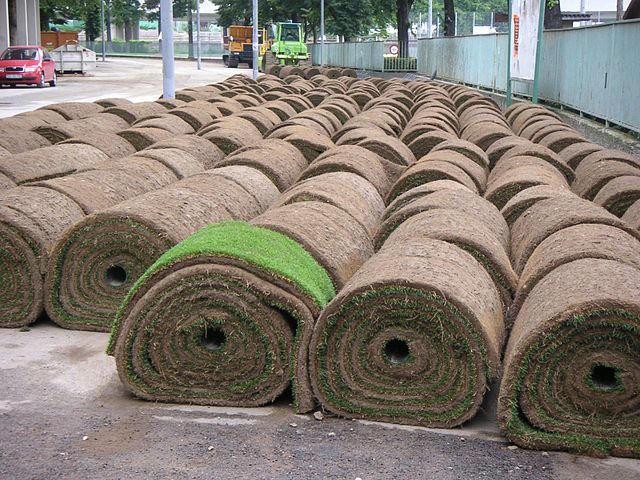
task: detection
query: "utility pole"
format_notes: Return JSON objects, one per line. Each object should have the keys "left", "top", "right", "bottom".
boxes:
{"left": 428, "top": 0, "right": 433, "bottom": 38}
{"left": 320, "top": 0, "right": 325, "bottom": 66}
{"left": 252, "top": 0, "right": 258, "bottom": 80}
{"left": 160, "top": 0, "right": 175, "bottom": 98}
{"left": 196, "top": 0, "right": 201, "bottom": 69}
{"left": 100, "top": 0, "right": 106, "bottom": 61}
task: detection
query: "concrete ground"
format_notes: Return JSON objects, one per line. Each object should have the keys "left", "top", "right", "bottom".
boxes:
{"left": 1, "top": 321, "right": 639, "bottom": 480}
{"left": 0, "top": 57, "right": 639, "bottom": 479}
{"left": 0, "top": 57, "right": 249, "bottom": 118}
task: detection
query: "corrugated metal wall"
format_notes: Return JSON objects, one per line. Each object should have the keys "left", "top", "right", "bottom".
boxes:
{"left": 308, "top": 20, "right": 639, "bottom": 133}
{"left": 416, "top": 20, "right": 640, "bottom": 133}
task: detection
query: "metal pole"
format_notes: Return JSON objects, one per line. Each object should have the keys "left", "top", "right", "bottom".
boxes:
{"left": 454, "top": 12, "right": 458, "bottom": 36}
{"left": 252, "top": 0, "right": 258, "bottom": 80}
{"left": 506, "top": 0, "right": 513, "bottom": 106}
{"left": 100, "top": 0, "right": 106, "bottom": 61}
{"left": 532, "top": 0, "right": 546, "bottom": 103}
{"left": 160, "top": 0, "right": 175, "bottom": 99}
{"left": 196, "top": 0, "right": 201, "bottom": 69}
{"left": 428, "top": 0, "right": 433, "bottom": 38}
{"left": 320, "top": 0, "right": 325, "bottom": 66}
{"left": 472, "top": 12, "right": 476, "bottom": 34}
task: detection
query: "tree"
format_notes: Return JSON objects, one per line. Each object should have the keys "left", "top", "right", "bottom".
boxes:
{"left": 84, "top": 0, "right": 102, "bottom": 41}
{"left": 396, "top": 0, "right": 415, "bottom": 56}
{"left": 443, "top": 0, "right": 455, "bottom": 36}
{"left": 112, "top": 0, "right": 142, "bottom": 41}
{"left": 543, "top": 0, "right": 562, "bottom": 29}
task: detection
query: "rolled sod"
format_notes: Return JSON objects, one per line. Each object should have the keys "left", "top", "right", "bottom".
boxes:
{"left": 216, "top": 141, "right": 308, "bottom": 192}
{"left": 355, "top": 136, "right": 416, "bottom": 167}
{"left": 105, "top": 102, "right": 168, "bottom": 124}
{"left": 31, "top": 162, "right": 178, "bottom": 214}
{"left": 128, "top": 148, "right": 205, "bottom": 179}
{"left": 572, "top": 160, "right": 640, "bottom": 200}
{"left": 485, "top": 136, "right": 532, "bottom": 168}
{"left": 0, "top": 186, "right": 85, "bottom": 327}
{"left": 167, "top": 107, "right": 216, "bottom": 131}
{"left": 593, "top": 176, "right": 640, "bottom": 217}
{"left": 108, "top": 221, "right": 335, "bottom": 412}
{"left": 509, "top": 196, "right": 640, "bottom": 275}
{"left": 300, "top": 147, "right": 392, "bottom": 198}
{"left": 484, "top": 164, "right": 569, "bottom": 210}
{"left": 384, "top": 209, "right": 517, "bottom": 310}
{"left": 33, "top": 113, "right": 130, "bottom": 143}
{"left": 118, "top": 127, "right": 175, "bottom": 151}
{"left": 558, "top": 142, "right": 603, "bottom": 170}
{"left": 0, "top": 172, "right": 16, "bottom": 191}
{"left": 383, "top": 180, "right": 473, "bottom": 221}
{"left": 376, "top": 189, "right": 510, "bottom": 252}
{"left": 143, "top": 134, "right": 226, "bottom": 169}
{"left": 0, "top": 144, "right": 109, "bottom": 185}
{"left": 271, "top": 172, "right": 385, "bottom": 239}
{"left": 430, "top": 139, "right": 489, "bottom": 172}
{"left": 132, "top": 115, "right": 195, "bottom": 135}
{"left": 499, "top": 185, "right": 576, "bottom": 226}
{"left": 45, "top": 167, "right": 280, "bottom": 332}
{"left": 60, "top": 132, "right": 138, "bottom": 159}
{"left": 507, "top": 224, "right": 640, "bottom": 329}
{"left": 0, "top": 130, "right": 52, "bottom": 154}
{"left": 309, "top": 235, "right": 504, "bottom": 427}
{"left": 622, "top": 200, "right": 640, "bottom": 230}
{"left": 501, "top": 144, "right": 574, "bottom": 183}
{"left": 420, "top": 150, "right": 487, "bottom": 193}
{"left": 40, "top": 102, "right": 104, "bottom": 120}
{"left": 266, "top": 125, "right": 335, "bottom": 163}
{"left": 94, "top": 98, "right": 132, "bottom": 108}
{"left": 387, "top": 159, "right": 479, "bottom": 203}
{"left": 489, "top": 155, "right": 567, "bottom": 186}
{"left": 252, "top": 201, "right": 374, "bottom": 290}
{"left": 334, "top": 127, "right": 387, "bottom": 146}
{"left": 576, "top": 149, "right": 640, "bottom": 171}
{"left": 498, "top": 259, "right": 640, "bottom": 457}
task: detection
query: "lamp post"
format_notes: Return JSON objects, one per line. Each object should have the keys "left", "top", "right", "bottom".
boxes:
{"left": 252, "top": 0, "right": 258, "bottom": 80}
{"left": 100, "top": 0, "right": 106, "bottom": 61}
{"left": 160, "top": 0, "right": 175, "bottom": 98}
{"left": 320, "top": 0, "right": 325, "bottom": 66}
{"left": 196, "top": 0, "right": 201, "bottom": 69}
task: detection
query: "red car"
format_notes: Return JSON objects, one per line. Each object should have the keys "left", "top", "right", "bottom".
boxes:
{"left": 0, "top": 45, "right": 57, "bottom": 88}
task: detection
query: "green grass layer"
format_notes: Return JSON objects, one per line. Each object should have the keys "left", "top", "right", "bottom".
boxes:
{"left": 107, "top": 220, "right": 335, "bottom": 354}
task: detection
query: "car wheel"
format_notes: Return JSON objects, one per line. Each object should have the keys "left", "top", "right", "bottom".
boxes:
{"left": 49, "top": 72, "right": 57, "bottom": 87}
{"left": 37, "top": 72, "right": 46, "bottom": 88}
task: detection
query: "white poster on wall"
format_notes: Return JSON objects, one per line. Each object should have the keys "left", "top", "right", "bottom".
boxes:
{"left": 510, "top": 0, "right": 542, "bottom": 81}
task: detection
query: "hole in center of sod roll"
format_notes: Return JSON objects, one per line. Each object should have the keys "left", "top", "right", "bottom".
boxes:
{"left": 384, "top": 339, "right": 410, "bottom": 364}
{"left": 590, "top": 364, "right": 618, "bottom": 389}
{"left": 202, "top": 326, "right": 226, "bottom": 352}
{"left": 105, "top": 265, "right": 127, "bottom": 288}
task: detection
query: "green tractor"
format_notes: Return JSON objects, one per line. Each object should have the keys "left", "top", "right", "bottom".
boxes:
{"left": 260, "top": 22, "right": 309, "bottom": 71}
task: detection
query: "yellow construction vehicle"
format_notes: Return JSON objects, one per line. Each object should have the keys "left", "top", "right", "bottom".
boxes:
{"left": 222, "top": 25, "right": 269, "bottom": 69}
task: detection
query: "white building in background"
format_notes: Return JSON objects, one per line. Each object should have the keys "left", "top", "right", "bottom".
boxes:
{"left": 561, "top": 0, "right": 632, "bottom": 23}
{"left": 1, "top": 0, "right": 41, "bottom": 50}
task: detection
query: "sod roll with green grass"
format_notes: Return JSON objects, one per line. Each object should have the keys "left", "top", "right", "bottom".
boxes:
{"left": 109, "top": 221, "right": 336, "bottom": 413}
{"left": 309, "top": 235, "right": 504, "bottom": 427}
{"left": 498, "top": 258, "right": 640, "bottom": 457}
{"left": 45, "top": 166, "right": 280, "bottom": 332}
{"left": 0, "top": 186, "right": 85, "bottom": 327}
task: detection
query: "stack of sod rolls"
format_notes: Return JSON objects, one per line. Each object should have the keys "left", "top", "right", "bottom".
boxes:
{"left": 107, "top": 157, "right": 387, "bottom": 413}
{"left": 0, "top": 146, "right": 217, "bottom": 328}
{"left": 106, "top": 82, "right": 411, "bottom": 412}
{"left": 310, "top": 189, "right": 508, "bottom": 426}
{"left": 44, "top": 158, "right": 284, "bottom": 332}
{"left": 309, "top": 83, "right": 507, "bottom": 427}
{"left": 498, "top": 192, "right": 640, "bottom": 457}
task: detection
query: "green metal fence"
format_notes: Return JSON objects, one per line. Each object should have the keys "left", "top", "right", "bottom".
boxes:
{"left": 416, "top": 19, "right": 640, "bottom": 133}
{"left": 82, "top": 41, "right": 224, "bottom": 58}
{"left": 308, "top": 42, "right": 417, "bottom": 72}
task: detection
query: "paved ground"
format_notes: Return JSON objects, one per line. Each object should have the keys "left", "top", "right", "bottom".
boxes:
{"left": 0, "top": 57, "right": 250, "bottom": 118}
{"left": 1, "top": 57, "right": 639, "bottom": 479}
{"left": 0, "top": 321, "right": 638, "bottom": 480}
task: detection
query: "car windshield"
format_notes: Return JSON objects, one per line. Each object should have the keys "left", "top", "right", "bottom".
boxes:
{"left": 281, "top": 25, "right": 299, "bottom": 42}
{"left": 1, "top": 48, "right": 39, "bottom": 61}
